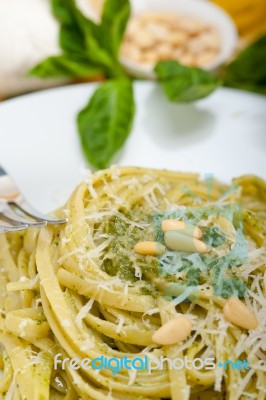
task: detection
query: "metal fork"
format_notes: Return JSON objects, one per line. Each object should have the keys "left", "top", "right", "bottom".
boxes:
{"left": 0, "top": 165, "right": 67, "bottom": 233}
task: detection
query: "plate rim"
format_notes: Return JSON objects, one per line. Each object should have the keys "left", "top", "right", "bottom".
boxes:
{"left": 1, "top": 82, "right": 266, "bottom": 110}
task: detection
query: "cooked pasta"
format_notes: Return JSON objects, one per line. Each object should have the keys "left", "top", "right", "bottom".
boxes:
{"left": 0, "top": 166, "right": 265, "bottom": 400}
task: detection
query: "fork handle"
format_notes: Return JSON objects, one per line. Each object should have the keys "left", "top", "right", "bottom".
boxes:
{"left": 0, "top": 176, "right": 22, "bottom": 202}
{"left": 0, "top": 166, "right": 23, "bottom": 203}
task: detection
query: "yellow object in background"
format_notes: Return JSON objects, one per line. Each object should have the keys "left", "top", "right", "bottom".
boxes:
{"left": 212, "top": 0, "right": 266, "bottom": 39}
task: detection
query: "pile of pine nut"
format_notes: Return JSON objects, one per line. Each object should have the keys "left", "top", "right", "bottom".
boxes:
{"left": 121, "top": 12, "right": 221, "bottom": 68}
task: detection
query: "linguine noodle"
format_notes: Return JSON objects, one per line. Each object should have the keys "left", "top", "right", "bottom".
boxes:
{"left": 0, "top": 167, "right": 265, "bottom": 400}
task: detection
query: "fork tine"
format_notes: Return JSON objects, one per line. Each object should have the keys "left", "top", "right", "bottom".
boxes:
{"left": 0, "top": 213, "right": 28, "bottom": 230}
{"left": 2, "top": 204, "right": 47, "bottom": 228}
{"left": 0, "top": 224, "right": 28, "bottom": 233}
{"left": 10, "top": 201, "right": 67, "bottom": 225}
{"left": 0, "top": 164, "right": 67, "bottom": 229}
{"left": 0, "top": 216, "right": 28, "bottom": 233}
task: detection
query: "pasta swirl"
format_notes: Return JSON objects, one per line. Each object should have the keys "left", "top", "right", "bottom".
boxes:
{"left": 0, "top": 167, "right": 265, "bottom": 400}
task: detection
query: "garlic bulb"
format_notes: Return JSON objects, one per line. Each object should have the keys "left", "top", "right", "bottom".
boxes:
{"left": 0, "top": 0, "right": 65, "bottom": 97}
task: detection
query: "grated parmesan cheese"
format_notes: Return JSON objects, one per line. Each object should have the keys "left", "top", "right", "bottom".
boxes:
{"left": 19, "top": 276, "right": 28, "bottom": 282}
{"left": 80, "top": 338, "right": 94, "bottom": 351}
{"left": 115, "top": 316, "right": 125, "bottom": 334}
{"left": 127, "top": 368, "right": 137, "bottom": 386}
{"left": 61, "top": 319, "right": 71, "bottom": 328}
{"left": 5, "top": 375, "right": 16, "bottom": 400}
{"left": 18, "top": 320, "right": 28, "bottom": 336}
{"left": 134, "top": 265, "right": 142, "bottom": 279}
{"left": 75, "top": 298, "right": 94, "bottom": 329}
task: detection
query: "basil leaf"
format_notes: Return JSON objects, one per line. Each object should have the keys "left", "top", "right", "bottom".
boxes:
{"left": 223, "top": 35, "right": 266, "bottom": 95}
{"left": 155, "top": 60, "right": 221, "bottom": 103}
{"left": 31, "top": 0, "right": 128, "bottom": 79}
{"left": 59, "top": 25, "right": 86, "bottom": 55}
{"left": 186, "top": 269, "right": 199, "bottom": 287}
{"left": 101, "top": 0, "right": 131, "bottom": 58}
{"left": 203, "top": 226, "right": 226, "bottom": 248}
{"left": 28, "top": 55, "right": 102, "bottom": 78}
{"left": 223, "top": 81, "right": 266, "bottom": 95}
{"left": 73, "top": 0, "right": 130, "bottom": 76}
{"left": 52, "top": 0, "right": 87, "bottom": 56}
{"left": 79, "top": 16, "right": 118, "bottom": 75}
{"left": 75, "top": 11, "right": 124, "bottom": 77}
{"left": 77, "top": 79, "right": 135, "bottom": 169}
{"left": 51, "top": 0, "right": 76, "bottom": 25}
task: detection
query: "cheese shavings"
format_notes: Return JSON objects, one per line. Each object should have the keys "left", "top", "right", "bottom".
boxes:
{"left": 115, "top": 316, "right": 125, "bottom": 334}
{"left": 18, "top": 320, "right": 28, "bottom": 337}
{"left": 5, "top": 375, "right": 16, "bottom": 400}
{"left": 128, "top": 368, "right": 137, "bottom": 386}
{"left": 75, "top": 298, "right": 94, "bottom": 329}
{"left": 61, "top": 319, "right": 71, "bottom": 328}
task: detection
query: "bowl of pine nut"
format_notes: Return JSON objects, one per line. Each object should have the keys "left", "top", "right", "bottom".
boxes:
{"left": 120, "top": 0, "right": 238, "bottom": 78}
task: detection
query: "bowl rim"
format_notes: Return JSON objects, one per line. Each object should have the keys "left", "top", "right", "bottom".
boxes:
{"left": 120, "top": 0, "right": 238, "bottom": 78}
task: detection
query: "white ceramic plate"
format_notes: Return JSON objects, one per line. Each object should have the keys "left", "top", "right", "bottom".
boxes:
{"left": 0, "top": 82, "right": 265, "bottom": 212}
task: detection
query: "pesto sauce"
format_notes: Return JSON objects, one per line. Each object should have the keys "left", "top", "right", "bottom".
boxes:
{"left": 101, "top": 214, "right": 160, "bottom": 286}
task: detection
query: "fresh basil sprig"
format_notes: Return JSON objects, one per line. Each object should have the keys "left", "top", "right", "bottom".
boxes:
{"left": 28, "top": 54, "right": 102, "bottom": 78}
{"left": 29, "top": 0, "right": 136, "bottom": 169}
{"left": 154, "top": 61, "right": 221, "bottom": 103}
{"left": 28, "top": 0, "right": 130, "bottom": 79}
{"left": 78, "top": 79, "right": 135, "bottom": 169}
{"left": 52, "top": 0, "right": 86, "bottom": 54}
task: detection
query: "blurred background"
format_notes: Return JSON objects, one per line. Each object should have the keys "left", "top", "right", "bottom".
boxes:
{"left": 0, "top": 0, "right": 265, "bottom": 98}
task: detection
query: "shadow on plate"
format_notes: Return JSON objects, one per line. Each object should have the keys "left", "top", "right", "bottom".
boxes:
{"left": 141, "top": 86, "right": 216, "bottom": 149}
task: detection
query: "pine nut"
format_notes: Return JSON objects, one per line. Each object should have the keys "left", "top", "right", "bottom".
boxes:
{"left": 134, "top": 32, "right": 155, "bottom": 49}
{"left": 196, "top": 50, "right": 217, "bottom": 66}
{"left": 179, "top": 52, "right": 195, "bottom": 66}
{"left": 223, "top": 298, "right": 259, "bottom": 330}
{"left": 122, "top": 13, "right": 221, "bottom": 70}
{"left": 140, "top": 51, "right": 158, "bottom": 65}
{"left": 134, "top": 241, "right": 166, "bottom": 256}
{"left": 155, "top": 43, "right": 173, "bottom": 59}
{"left": 187, "top": 37, "right": 208, "bottom": 54}
{"left": 164, "top": 231, "right": 207, "bottom": 253}
{"left": 120, "top": 44, "right": 142, "bottom": 62}
{"left": 178, "top": 18, "right": 204, "bottom": 34}
{"left": 146, "top": 23, "right": 170, "bottom": 40}
{"left": 168, "top": 31, "right": 187, "bottom": 46}
{"left": 172, "top": 48, "right": 184, "bottom": 60}
{"left": 152, "top": 316, "right": 192, "bottom": 345}
{"left": 127, "top": 20, "right": 143, "bottom": 39}
{"left": 200, "top": 32, "right": 220, "bottom": 49}
{"left": 162, "top": 220, "right": 202, "bottom": 239}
